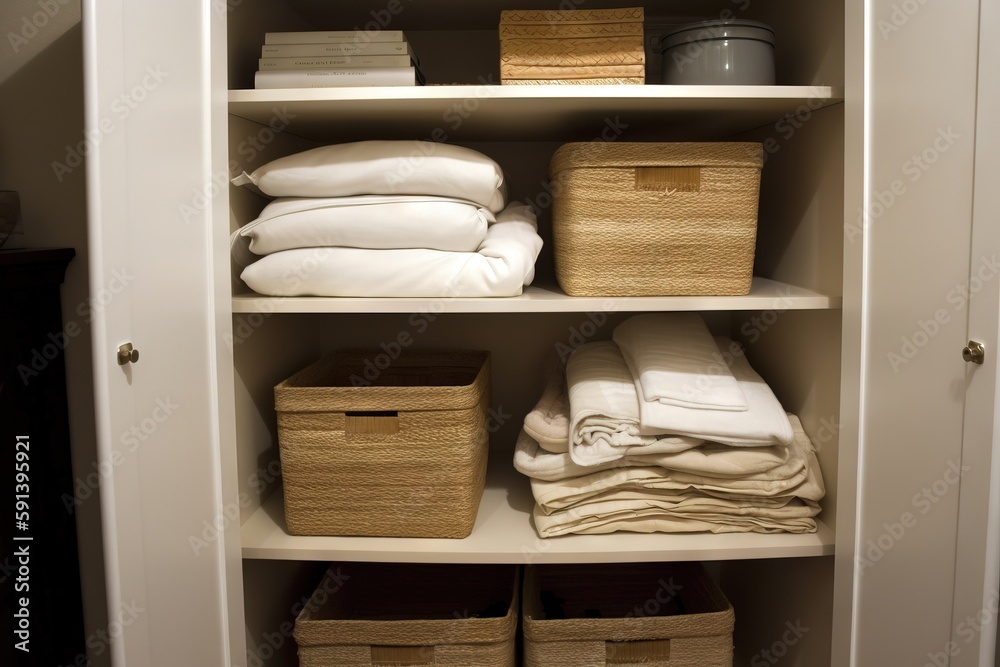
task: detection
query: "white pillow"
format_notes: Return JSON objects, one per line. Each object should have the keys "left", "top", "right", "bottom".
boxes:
{"left": 240, "top": 195, "right": 493, "bottom": 254}
{"left": 239, "top": 202, "right": 542, "bottom": 298}
{"left": 231, "top": 140, "right": 508, "bottom": 212}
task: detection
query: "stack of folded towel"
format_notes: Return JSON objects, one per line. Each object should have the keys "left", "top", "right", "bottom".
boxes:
{"left": 230, "top": 140, "right": 543, "bottom": 298}
{"left": 514, "top": 313, "right": 825, "bottom": 537}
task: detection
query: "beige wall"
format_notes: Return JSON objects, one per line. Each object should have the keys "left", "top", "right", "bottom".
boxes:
{"left": 0, "top": 4, "right": 109, "bottom": 666}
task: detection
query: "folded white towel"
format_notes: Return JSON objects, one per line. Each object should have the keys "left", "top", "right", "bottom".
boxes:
{"left": 566, "top": 341, "right": 704, "bottom": 466}
{"left": 612, "top": 313, "right": 748, "bottom": 411}
{"left": 633, "top": 337, "right": 794, "bottom": 446}
{"left": 231, "top": 140, "right": 508, "bottom": 212}
{"left": 239, "top": 195, "right": 493, "bottom": 254}
{"left": 239, "top": 202, "right": 543, "bottom": 298}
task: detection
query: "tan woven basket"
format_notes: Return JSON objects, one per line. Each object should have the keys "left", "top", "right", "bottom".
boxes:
{"left": 523, "top": 562, "right": 734, "bottom": 667}
{"left": 274, "top": 350, "right": 490, "bottom": 538}
{"left": 295, "top": 563, "right": 519, "bottom": 667}
{"left": 499, "top": 7, "right": 645, "bottom": 84}
{"left": 549, "top": 142, "right": 764, "bottom": 296}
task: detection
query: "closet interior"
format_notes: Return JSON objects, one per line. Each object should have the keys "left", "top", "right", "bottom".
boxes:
{"left": 223, "top": 1, "right": 849, "bottom": 664}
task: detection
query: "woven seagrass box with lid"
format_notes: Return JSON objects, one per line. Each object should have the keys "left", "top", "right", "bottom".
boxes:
{"left": 499, "top": 7, "right": 646, "bottom": 84}
{"left": 274, "top": 349, "right": 490, "bottom": 538}
{"left": 549, "top": 141, "right": 764, "bottom": 296}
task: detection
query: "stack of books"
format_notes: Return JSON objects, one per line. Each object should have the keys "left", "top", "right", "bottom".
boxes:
{"left": 254, "top": 30, "right": 423, "bottom": 89}
{"left": 499, "top": 7, "right": 646, "bottom": 85}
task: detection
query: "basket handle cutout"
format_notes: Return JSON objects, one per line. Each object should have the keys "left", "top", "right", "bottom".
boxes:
{"left": 370, "top": 645, "right": 434, "bottom": 665}
{"left": 635, "top": 166, "right": 701, "bottom": 193}
{"left": 345, "top": 411, "right": 400, "bottom": 434}
{"left": 606, "top": 638, "right": 671, "bottom": 663}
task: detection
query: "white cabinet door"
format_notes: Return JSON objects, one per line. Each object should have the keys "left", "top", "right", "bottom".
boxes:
{"left": 949, "top": 0, "right": 1000, "bottom": 664}
{"left": 848, "top": 0, "right": 985, "bottom": 664}
{"left": 82, "top": 0, "right": 241, "bottom": 664}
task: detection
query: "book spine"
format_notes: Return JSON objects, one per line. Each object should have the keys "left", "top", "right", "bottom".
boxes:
{"left": 254, "top": 67, "right": 417, "bottom": 88}
{"left": 259, "top": 55, "right": 412, "bottom": 69}
{"left": 264, "top": 30, "right": 406, "bottom": 44}
{"left": 261, "top": 43, "right": 414, "bottom": 57}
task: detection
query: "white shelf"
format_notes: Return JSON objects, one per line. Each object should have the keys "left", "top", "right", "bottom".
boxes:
{"left": 231, "top": 277, "right": 841, "bottom": 314}
{"left": 241, "top": 456, "right": 834, "bottom": 563}
{"left": 228, "top": 85, "right": 843, "bottom": 141}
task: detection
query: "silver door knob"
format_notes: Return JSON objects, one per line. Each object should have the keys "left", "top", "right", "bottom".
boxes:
{"left": 117, "top": 342, "right": 139, "bottom": 365}
{"left": 962, "top": 340, "right": 985, "bottom": 364}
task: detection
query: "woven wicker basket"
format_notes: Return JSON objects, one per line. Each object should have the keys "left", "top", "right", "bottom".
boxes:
{"left": 295, "top": 563, "right": 519, "bottom": 667}
{"left": 274, "top": 350, "right": 490, "bottom": 538}
{"left": 499, "top": 7, "right": 645, "bottom": 84}
{"left": 549, "top": 142, "right": 764, "bottom": 296}
{"left": 523, "top": 562, "right": 734, "bottom": 666}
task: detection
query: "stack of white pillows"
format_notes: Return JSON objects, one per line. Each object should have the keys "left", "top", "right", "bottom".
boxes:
{"left": 230, "top": 140, "right": 543, "bottom": 298}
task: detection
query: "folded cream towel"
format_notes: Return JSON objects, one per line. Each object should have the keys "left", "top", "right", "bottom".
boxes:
{"left": 516, "top": 414, "right": 824, "bottom": 503}
{"left": 528, "top": 417, "right": 825, "bottom": 512}
{"left": 612, "top": 313, "right": 748, "bottom": 411}
{"left": 522, "top": 354, "right": 571, "bottom": 453}
{"left": 532, "top": 497, "right": 820, "bottom": 537}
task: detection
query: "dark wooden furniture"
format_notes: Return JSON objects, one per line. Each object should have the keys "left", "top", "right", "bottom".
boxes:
{"left": 0, "top": 248, "right": 85, "bottom": 666}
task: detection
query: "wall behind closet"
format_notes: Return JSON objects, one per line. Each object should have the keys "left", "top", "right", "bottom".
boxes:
{"left": 0, "top": 2, "right": 108, "bottom": 666}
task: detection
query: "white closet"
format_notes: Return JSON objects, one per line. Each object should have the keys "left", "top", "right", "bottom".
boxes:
{"left": 79, "top": 0, "right": 1000, "bottom": 665}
